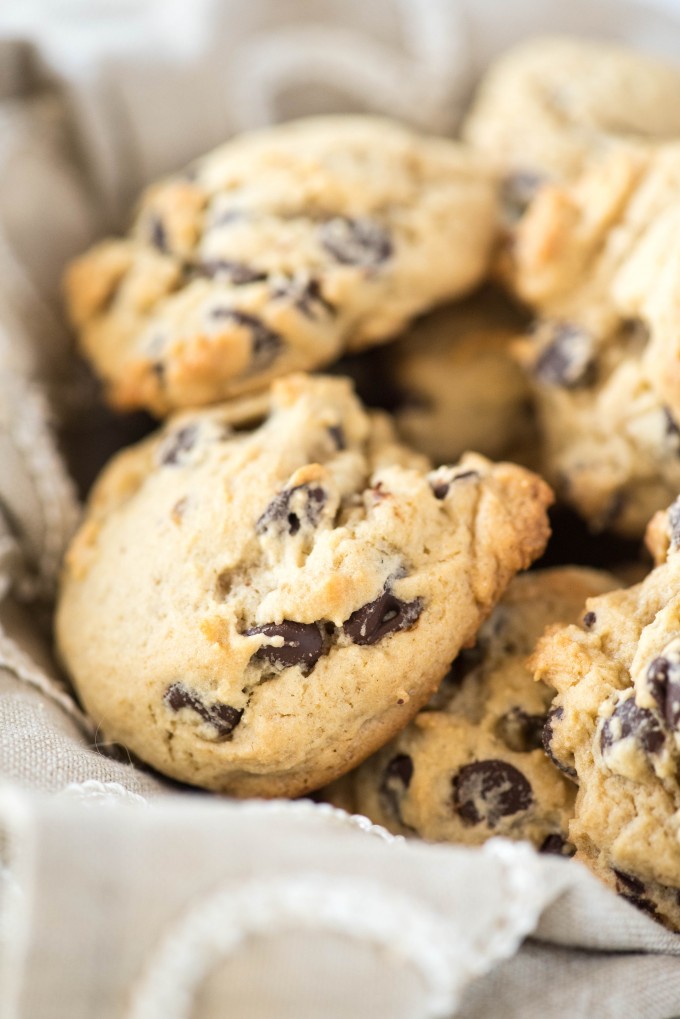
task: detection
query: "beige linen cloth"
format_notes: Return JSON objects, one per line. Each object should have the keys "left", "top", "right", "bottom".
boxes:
{"left": 1, "top": 2, "right": 680, "bottom": 1016}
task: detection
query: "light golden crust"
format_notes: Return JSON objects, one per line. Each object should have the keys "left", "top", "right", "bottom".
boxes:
{"left": 65, "top": 116, "right": 499, "bottom": 416}
{"left": 56, "top": 374, "right": 552, "bottom": 798}
{"left": 323, "top": 568, "right": 616, "bottom": 849}
{"left": 505, "top": 145, "right": 680, "bottom": 536}
{"left": 533, "top": 511, "right": 680, "bottom": 927}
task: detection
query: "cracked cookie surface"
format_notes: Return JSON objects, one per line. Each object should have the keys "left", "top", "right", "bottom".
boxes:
{"left": 323, "top": 567, "right": 615, "bottom": 848}
{"left": 507, "top": 144, "right": 680, "bottom": 535}
{"left": 65, "top": 116, "right": 498, "bottom": 416}
{"left": 533, "top": 504, "right": 680, "bottom": 929}
{"left": 56, "top": 374, "right": 552, "bottom": 798}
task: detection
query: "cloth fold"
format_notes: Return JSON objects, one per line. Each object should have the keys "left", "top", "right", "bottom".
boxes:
{"left": 1, "top": 2, "right": 680, "bottom": 1016}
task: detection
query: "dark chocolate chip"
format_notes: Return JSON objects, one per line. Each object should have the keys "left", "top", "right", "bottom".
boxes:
{"left": 600, "top": 491, "right": 625, "bottom": 530}
{"left": 534, "top": 322, "right": 596, "bottom": 389}
{"left": 256, "top": 484, "right": 327, "bottom": 536}
{"left": 197, "top": 259, "right": 267, "bottom": 285}
{"left": 543, "top": 706, "right": 577, "bottom": 778}
{"left": 379, "top": 753, "right": 414, "bottom": 824}
{"left": 583, "top": 611, "right": 597, "bottom": 629}
{"left": 613, "top": 870, "right": 660, "bottom": 919}
{"left": 495, "top": 707, "right": 547, "bottom": 753}
{"left": 159, "top": 424, "right": 198, "bottom": 465}
{"left": 272, "top": 277, "right": 336, "bottom": 318}
{"left": 164, "top": 682, "right": 243, "bottom": 740}
{"left": 500, "top": 171, "right": 546, "bottom": 222}
{"left": 621, "top": 317, "right": 650, "bottom": 349}
{"left": 600, "top": 698, "right": 665, "bottom": 756}
{"left": 319, "top": 217, "right": 392, "bottom": 268}
{"left": 664, "top": 407, "right": 680, "bottom": 444}
{"left": 669, "top": 497, "right": 680, "bottom": 550}
{"left": 647, "top": 655, "right": 680, "bottom": 730}
{"left": 452, "top": 759, "right": 533, "bottom": 827}
{"left": 430, "top": 470, "right": 479, "bottom": 500}
{"left": 245, "top": 620, "right": 324, "bottom": 674}
{"left": 149, "top": 214, "right": 168, "bottom": 253}
{"left": 539, "top": 833, "right": 575, "bottom": 857}
{"left": 328, "top": 424, "right": 346, "bottom": 450}
{"left": 209, "top": 308, "right": 283, "bottom": 369}
{"left": 343, "top": 590, "right": 423, "bottom": 646}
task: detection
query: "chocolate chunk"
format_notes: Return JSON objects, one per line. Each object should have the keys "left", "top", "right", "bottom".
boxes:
{"left": 245, "top": 620, "right": 324, "bottom": 674}
{"left": 273, "top": 277, "right": 336, "bottom": 318}
{"left": 197, "top": 259, "right": 267, "bottom": 285}
{"left": 600, "top": 698, "right": 665, "bottom": 756}
{"left": 379, "top": 753, "right": 414, "bottom": 824}
{"left": 533, "top": 322, "right": 596, "bottom": 388}
{"left": 328, "top": 424, "right": 346, "bottom": 450}
{"left": 343, "top": 590, "right": 423, "bottom": 646}
{"left": 539, "top": 833, "right": 575, "bottom": 857}
{"left": 583, "top": 611, "right": 597, "bottom": 629}
{"left": 164, "top": 682, "right": 243, "bottom": 740}
{"left": 647, "top": 655, "right": 680, "bottom": 729}
{"left": 663, "top": 407, "right": 680, "bottom": 444}
{"left": 149, "top": 214, "right": 168, "bottom": 253}
{"left": 159, "top": 424, "right": 198, "bottom": 465}
{"left": 613, "top": 870, "right": 660, "bottom": 919}
{"left": 669, "top": 497, "right": 680, "bottom": 550}
{"left": 429, "top": 470, "right": 480, "bottom": 500}
{"left": 209, "top": 308, "right": 283, "bottom": 369}
{"left": 495, "top": 707, "right": 547, "bottom": 753}
{"left": 319, "top": 217, "right": 392, "bottom": 268}
{"left": 543, "top": 706, "right": 577, "bottom": 778}
{"left": 452, "top": 759, "right": 533, "bottom": 827}
{"left": 500, "top": 171, "right": 546, "bottom": 222}
{"left": 256, "top": 484, "right": 327, "bottom": 536}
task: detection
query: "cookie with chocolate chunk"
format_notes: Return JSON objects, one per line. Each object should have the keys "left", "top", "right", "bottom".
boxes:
{"left": 463, "top": 36, "right": 680, "bottom": 184}
{"left": 56, "top": 374, "right": 552, "bottom": 798}
{"left": 533, "top": 506, "right": 680, "bottom": 930}
{"left": 323, "top": 567, "right": 615, "bottom": 848}
{"left": 506, "top": 144, "right": 680, "bottom": 536}
{"left": 514, "top": 320, "right": 680, "bottom": 538}
{"left": 65, "top": 116, "right": 498, "bottom": 416}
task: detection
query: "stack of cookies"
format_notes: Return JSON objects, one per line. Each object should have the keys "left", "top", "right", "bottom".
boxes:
{"left": 56, "top": 37, "right": 680, "bottom": 931}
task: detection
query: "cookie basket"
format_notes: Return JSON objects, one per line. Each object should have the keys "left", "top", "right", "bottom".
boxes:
{"left": 1, "top": 2, "right": 680, "bottom": 1017}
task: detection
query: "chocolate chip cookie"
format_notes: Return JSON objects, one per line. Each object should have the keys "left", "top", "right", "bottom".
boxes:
{"left": 56, "top": 374, "right": 552, "bottom": 798}
{"left": 533, "top": 504, "right": 680, "bottom": 929}
{"left": 65, "top": 116, "right": 498, "bottom": 416}
{"left": 463, "top": 36, "right": 680, "bottom": 186}
{"left": 506, "top": 145, "right": 680, "bottom": 535}
{"left": 323, "top": 567, "right": 615, "bottom": 848}
{"left": 384, "top": 287, "right": 537, "bottom": 467}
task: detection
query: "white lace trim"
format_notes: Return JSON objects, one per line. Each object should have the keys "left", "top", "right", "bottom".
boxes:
{"left": 127, "top": 873, "right": 467, "bottom": 1019}
{"left": 59, "top": 780, "right": 148, "bottom": 807}
{"left": 478, "top": 839, "right": 555, "bottom": 968}
{"left": 0, "top": 785, "right": 35, "bottom": 1019}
